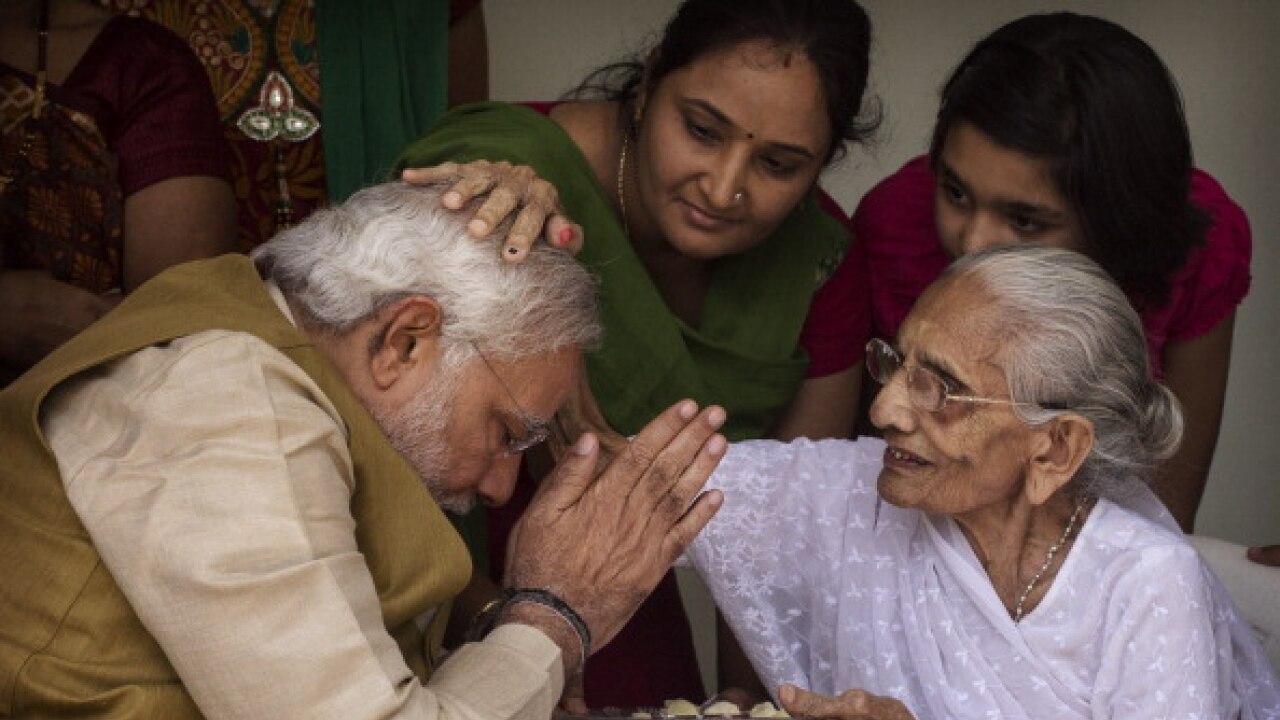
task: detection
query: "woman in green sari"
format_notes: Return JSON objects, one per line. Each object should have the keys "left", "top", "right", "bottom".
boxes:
{"left": 399, "top": 0, "right": 878, "bottom": 709}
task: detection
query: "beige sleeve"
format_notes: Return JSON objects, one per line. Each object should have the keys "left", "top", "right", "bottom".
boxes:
{"left": 42, "top": 330, "right": 563, "bottom": 720}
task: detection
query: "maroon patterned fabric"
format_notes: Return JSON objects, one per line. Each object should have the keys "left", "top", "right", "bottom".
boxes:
{"left": 113, "top": 0, "right": 482, "bottom": 249}
{"left": 61, "top": 17, "right": 230, "bottom": 195}
{"left": 0, "top": 16, "right": 227, "bottom": 291}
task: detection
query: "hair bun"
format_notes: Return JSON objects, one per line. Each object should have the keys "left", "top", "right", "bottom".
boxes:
{"left": 1137, "top": 381, "right": 1184, "bottom": 462}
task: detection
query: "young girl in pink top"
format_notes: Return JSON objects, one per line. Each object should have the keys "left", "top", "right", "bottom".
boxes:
{"left": 850, "top": 12, "right": 1250, "bottom": 534}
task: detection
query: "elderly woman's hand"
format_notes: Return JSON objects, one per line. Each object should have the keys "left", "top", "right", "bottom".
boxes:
{"left": 501, "top": 400, "right": 726, "bottom": 669}
{"left": 779, "top": 685, "right": 916, "bottom": 720}
{"left": 401, "top": 160, "right": 584, "bottom": 261}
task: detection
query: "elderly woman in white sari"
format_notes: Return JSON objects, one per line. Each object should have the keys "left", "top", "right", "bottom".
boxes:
{"left": 687, "top": 245, "right": 1280, "bottom": 719}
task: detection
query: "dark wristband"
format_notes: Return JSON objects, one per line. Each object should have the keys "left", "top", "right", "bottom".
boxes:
{"left": 467, "top": 586, "right": 592, "bottom": 663}
{"left": 504, "top": 587, "right": 592, "bottom": 661}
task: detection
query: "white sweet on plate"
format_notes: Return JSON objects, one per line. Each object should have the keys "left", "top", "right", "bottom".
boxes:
{"left": 663, "top": 698, "right": 701, "bottom": 717}
{"left": 652, "top": 696, "right": 790, "bottom": 718}
{"left": 701, "top": 701, "right": 741, "bottom": 716}
{"left": 748, "top": 701, "right": 790, "bottom": 718}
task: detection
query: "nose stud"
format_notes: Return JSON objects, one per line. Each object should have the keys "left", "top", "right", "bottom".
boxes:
{"left": 733, "top": 191, "right": 744, "bottom": 203}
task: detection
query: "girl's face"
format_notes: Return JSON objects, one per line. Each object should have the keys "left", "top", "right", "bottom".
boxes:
{"left": 632, "top": 39, "right": 831, "bottom": 260}
{"left": 934, "top": 123, "right": 1084, "bottom": 257}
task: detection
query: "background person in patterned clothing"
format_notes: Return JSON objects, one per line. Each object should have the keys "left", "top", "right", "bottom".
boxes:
{"left": 107, "top": 0, "right": 488, "bottom": 245}
{"left": 0, "top": 0, "right": 236, "bottom": 385}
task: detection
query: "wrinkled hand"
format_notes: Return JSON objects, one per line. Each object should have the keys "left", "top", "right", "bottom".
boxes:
{"left": 1247, "top": 545, "right": 1280, "bottom": 567}
{"left": 504, "top": 400, "right": 726, "bottom": 656}
{"left": 0, "top": 270, "right": 119, "bottom": 370}
{"left": 779, "top": 685, "right": 915, "bottom": 720}
{"left": 401, "top": 160, "right": 583, "bottom": 261}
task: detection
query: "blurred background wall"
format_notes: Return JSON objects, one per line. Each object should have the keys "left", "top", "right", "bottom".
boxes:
{"left": 483, "top": 0, "right": 1280, "bottom": 692}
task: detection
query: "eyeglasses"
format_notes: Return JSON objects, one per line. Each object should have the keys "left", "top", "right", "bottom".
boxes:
{"left": 865, "top": 338, "right": 1039, "bottom": 414}
{"left": 471, "top": 341, "right": 551, "bottom": 457}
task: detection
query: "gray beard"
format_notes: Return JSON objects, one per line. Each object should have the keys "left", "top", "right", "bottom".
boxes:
{"left": 369, "top": 369, "right": 475, "bottom": 516}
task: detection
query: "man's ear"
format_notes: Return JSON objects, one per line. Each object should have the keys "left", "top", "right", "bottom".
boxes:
{"left": 369, "top": 296, "right": 443, "bottom": 391}
{"left": 1026, "top": 414, "right": 1094, "bottom": 506}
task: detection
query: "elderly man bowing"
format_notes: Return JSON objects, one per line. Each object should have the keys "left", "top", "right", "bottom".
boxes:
{"left": 0, "top": 182, "right": 725, "bottom": 719}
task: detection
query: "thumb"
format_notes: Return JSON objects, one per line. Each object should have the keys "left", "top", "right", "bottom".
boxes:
{"left": 778, "top": 685, "right": 817, "bottom": 716}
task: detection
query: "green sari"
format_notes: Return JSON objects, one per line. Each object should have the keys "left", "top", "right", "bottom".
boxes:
{"left": 399, "top": 102, "right": 849, "bottom": 440}
{"left": 318, "top": 0, "right": 449, "bottom": 203}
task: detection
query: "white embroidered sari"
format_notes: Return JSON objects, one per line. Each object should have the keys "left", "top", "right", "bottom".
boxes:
{"left": 686, "top": 438, "right": 1280, "bottom": 719}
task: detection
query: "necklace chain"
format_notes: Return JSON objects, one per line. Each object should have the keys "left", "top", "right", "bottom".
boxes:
{"left": 1013, "top": 497, "right": 1089, "bottom": 623}
{"left": 2, "top": 0, "right": 49, "bottom": 195}
{"left": 616, "top": 130, "right": 630, "bottom": 237}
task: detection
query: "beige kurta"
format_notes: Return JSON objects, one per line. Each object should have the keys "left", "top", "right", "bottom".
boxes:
{"left": 0, "top": 255, "right": 565, "bottom": 718}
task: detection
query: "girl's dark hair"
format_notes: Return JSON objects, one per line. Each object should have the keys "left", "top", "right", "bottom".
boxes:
{"left": 929, "top": 12, "right": 1208, "bottom": 307}
{"left": 570, "top": 0, "right": 879, "bottom": 164}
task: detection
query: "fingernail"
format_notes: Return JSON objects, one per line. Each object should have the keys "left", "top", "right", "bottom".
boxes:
{"left": 573, "top": 433, "right": 597, "bottom": 456}
{"left": 678, "top": 400, "right": 697, "bottom": 419}
{"left": 444, "top": 190, "right": 461, "bottom": 208}
{"left": 558, "top": 227, "right": 575, "bottom": 245}
{"left": 707, "top": 434, "right": 726, "bottom": 456}
{"left": 468, "top": 218, "right": 488, "bottom": 235}
{"left": 706, "top": 406, "right": 726, "bottom": 428}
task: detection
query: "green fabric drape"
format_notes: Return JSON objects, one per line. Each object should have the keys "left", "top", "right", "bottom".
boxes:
{"left": 317, "top": 0, "right": 449, "bottom": 203}
{"left": 317, "top": 3, "right": 489, "bottom": 563}
{"left": 399, "top": 103, "right": 849, "bottom": 441}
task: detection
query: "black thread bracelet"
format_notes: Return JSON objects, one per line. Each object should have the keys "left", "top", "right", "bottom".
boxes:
{"left": 505, "top": 588, "right": 592, "bottom": 660}
{"left": 481, "top": 586, "right": 591, "bottom": 661}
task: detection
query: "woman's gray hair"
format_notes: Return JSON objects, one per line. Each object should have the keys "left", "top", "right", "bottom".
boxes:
{"left": 941, "top": 245, "right": 1183, "bottom": 497}
{"left": 250, "top": 182, "right": 601, "bottom": 366}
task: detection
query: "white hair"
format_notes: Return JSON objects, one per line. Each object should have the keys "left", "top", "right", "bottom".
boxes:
{"left": 941, "top": 245, "right": 1184, "bottom": 498}
{"left": 251, "top": 182, "right": 601, "bottom": 364}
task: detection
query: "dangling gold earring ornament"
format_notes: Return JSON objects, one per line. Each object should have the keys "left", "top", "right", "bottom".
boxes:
{"left": 616, "top": 128, "right": 630, "bottom": 237}
{"left": 1, "top": 0, "right": 49, "bottom": 195}
{"left": 617, "top": 98, "right": 643, "bottom": 238}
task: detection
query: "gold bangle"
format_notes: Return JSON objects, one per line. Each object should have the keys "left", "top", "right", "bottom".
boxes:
{"left": 464, "top": 596, "right": 506, "bottom": 643}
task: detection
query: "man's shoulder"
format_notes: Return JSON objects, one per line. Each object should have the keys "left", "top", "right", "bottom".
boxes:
{"left": 45, "top": 329, "right": 336, "bottom": 435}
{"left": 113, "top": 329, "right": 331, "bottom": 411}
{"left": 43, "top": 328, "right": 346, "bottom": 484}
